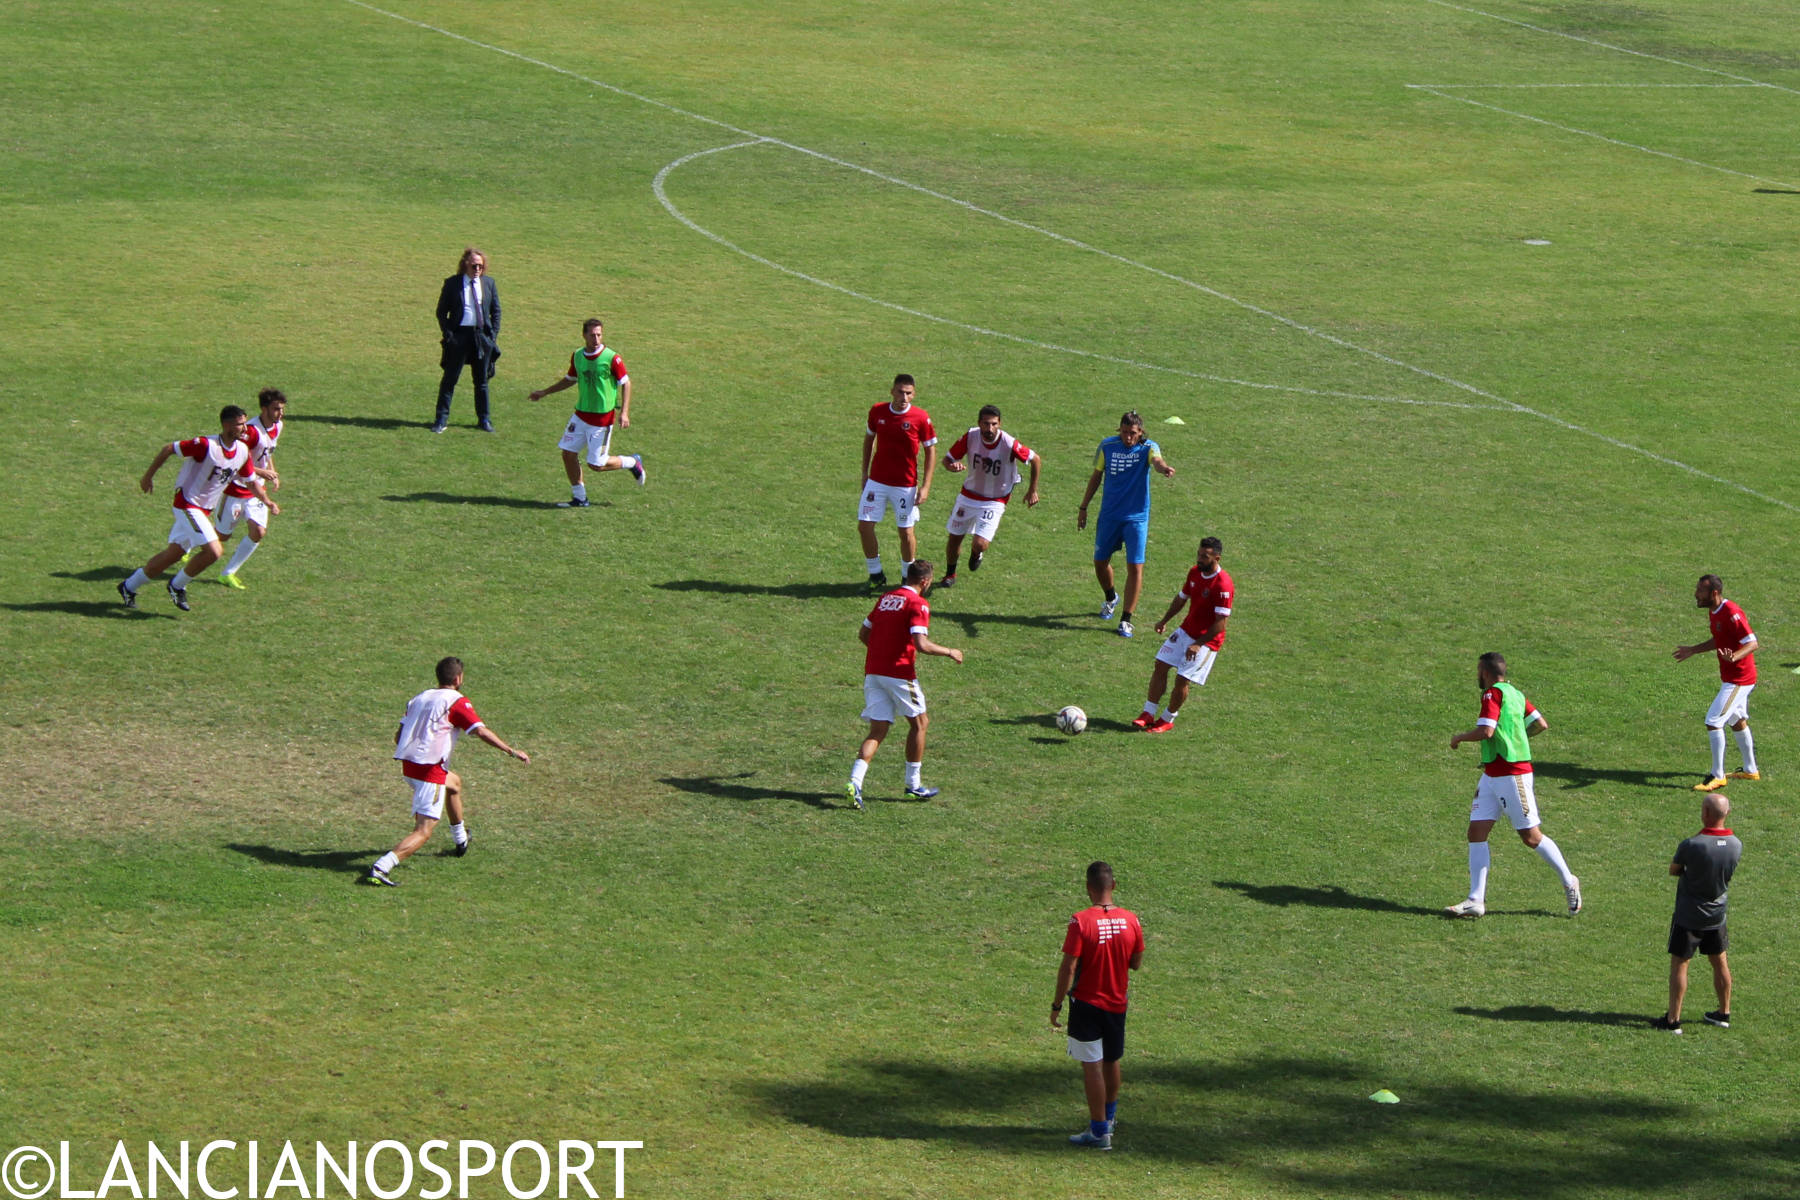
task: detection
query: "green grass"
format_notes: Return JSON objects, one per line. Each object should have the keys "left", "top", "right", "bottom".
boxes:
{"left": 5, "top": 1, "right": 1800, "bottom": 1196}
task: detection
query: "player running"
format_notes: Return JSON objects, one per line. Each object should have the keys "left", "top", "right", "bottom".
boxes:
{"left": 529, "top": 317, "right": 645, "bottom": 507}
{"left": 936, "top": 404, "right": 1040, "bottom": 588}
{"left": 1673, "top": 574, "right": 1760, "bottom": 792}
{"left": 1133, "top": 537, "right": 1232, "bottom": 733}
{"left": 1444, "top": 652, "right": 1581, "bottom": 919}
{"left": 212, "top": 387, "right": 286, "bottom": 589}
{"left": 848, "top": 560, "right": 963, "bottom": 808}
{"left": 119, "top": 404, "right": 278, "bottom": 612}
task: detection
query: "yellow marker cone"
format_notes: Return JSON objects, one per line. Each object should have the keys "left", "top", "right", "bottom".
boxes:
{"left": 1369, "top": 1089, "right": 1399, "bottom": 1104}
{"left": 1163, "top": 415, "right": 1186, "bottom": 425}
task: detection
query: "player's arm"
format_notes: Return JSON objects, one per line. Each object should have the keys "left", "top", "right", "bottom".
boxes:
{"left": 1185, "top": 613, "right": 1228, "bottom": 658}
{"left": 1669, "top": 860, "right": 1685, "bottom": 876}
{"left": 941, "top": 441, "right": 965, "bottom": 472}
{"left": 1050, "top": 952, "right": 1079, "bottom": 1029}
{"left": 1449, "top": 717, "right": 1493, "bottom": 750}
{"left": 1526, "top": 710, "right": 1548, "bottom": 735}
{"left": 1152, "top": 452, "right": 1175, "bottom": 478}
{"left": 247, "top": 474, "right": 281, "bottom": 516}
{"left": 916, "top": 441, "right": 936, "bottom": 505}
{"left": 139, "top": 443, "right": 177, "bottom": 493}
{"left": 913, "top": 630, "right": 963, "bottom": 665}
{"left": 1152, "top": 591, "right": 1189, "bottom": 635}
{"left": 859, "top": 620, "right": 872, "bottom": 647}
{"left": 1722, "top": 635, "right": 1757, "bottom": 664}
{"left": 616, "top": 375, "right": 632, "bottom": 429}
{"left": 1672, "top": 639, "right": 1715, "bottom": 661}
{"left": 529, "top": 376, "right": 575, "bottom": 402}
{"left": 472, "top": 725, "right": 529, "bottom": 763}
{"left": 861, "top": 432, "right": 876, "bottom": 484}
{"left": 257, "top": 455, "right": 279, "bottom": 490}
{"left": 1077, "top": 468, "right": 1102, "bottom": 529}
{"left": 1024, "top": 450, "right": 1041, "bottom": 506}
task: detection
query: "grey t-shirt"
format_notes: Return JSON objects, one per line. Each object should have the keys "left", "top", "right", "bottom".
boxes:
{"left": 1673, "top": 829, "right": 1742, "bottom": 930}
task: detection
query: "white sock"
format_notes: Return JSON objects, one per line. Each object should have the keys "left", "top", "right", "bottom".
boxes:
{"left": 1467, "top": 842, "right": 1491, "bottom": 903}
{"left": 1162, "top": 709, "right": 1179, "bottom": 722}
{"left": 450, "top": 822, "right": 467, "bottom": 846}
{"left": 904, "top": 760, "right": 923, "bottom": 789}
{"left": 1534, "top": 835, "right": 1576, "bottom": 888}
{"left": 572, "top": 483, "right": 588, "bottom": 502}
{"left": 902, "top": 560, "right": 915, "bottom": 579}
{"left": 1708, "top": 727, "right": 1728, "bottom": 778}
{"left": 374, "top": 852, "right": 399, "bottom": 874}
{"left": 224, "top": 537, "right": 259, "bottom": 575}
{"left": 1734, "top": 727, "right": 1757, "bottom": 774}
{"left": 125, "top": 569, "right": 149, "bottom": 592}
{"left": 171, "top": 569, "right": 193, "bottom": 589}
{"left": 623, "top": 455, "right": 641, "bottom": 470}
{"left": 850, "top": 759, "right": 869, "bottom": 786}
{"left": 866, "top": 556, "right": 882, "bottom": 574}
{"left": 1141, "top": 702, "right": 1158, "bottom": 717}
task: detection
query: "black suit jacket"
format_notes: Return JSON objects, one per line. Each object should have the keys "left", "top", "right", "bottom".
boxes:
{"left": 437, "top": 273, "right": 501, "bottom": 367}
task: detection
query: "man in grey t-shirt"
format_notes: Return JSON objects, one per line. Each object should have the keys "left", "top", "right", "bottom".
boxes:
{"left": 1653, "top": 794, "right": 1741, "bottom": 1033}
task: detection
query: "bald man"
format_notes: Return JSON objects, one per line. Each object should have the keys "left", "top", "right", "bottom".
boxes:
{"left": 1653, "top": 794, "right": 1741, "bottom": 1033}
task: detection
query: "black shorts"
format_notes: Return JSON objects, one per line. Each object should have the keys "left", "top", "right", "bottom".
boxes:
{"left": 1067, "top": 997, "right": 1128, "bottom": 1062}
{"left": 1668, "top": 919, "right": 1728, "bottom": 960}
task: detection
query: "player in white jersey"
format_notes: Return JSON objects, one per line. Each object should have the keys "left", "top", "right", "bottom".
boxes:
{"left": 937, "top": 405, "right": 1040, "bottom": 588}
{"left": 368, "top": 656, "right": 529, "bottom": 886}
{"left": 213, "top": 388, "right": 287, "bottom": 589}
{"left": 118, "top": 404, "right": 278, "bottom": 612}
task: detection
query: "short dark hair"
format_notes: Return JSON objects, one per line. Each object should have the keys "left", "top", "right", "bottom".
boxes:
{"left": 1119, "top": 410, "right": 1143, "bottom": 429}
{"left": 1478, "top": 652, "right": 1507, "bottom": 678}
{"left": 1698, "top": 573, "right": 1723, "bottom": 594}
{"left": 905, "top": 559, "right": 934, "bottom": 584}
{"left": 1200, "top": 536, "right": 1222, "bottom": 554}
{"left": 978, "top": 404, "right": 1002, "bottom": 421}
{"left": 1086, "top": 861, "right": 1115, "bottom": 890}
{"left": 435, "top": 656, "right": 464, "bottom": 686}
{"left": 257, "top": 387, "right": 286, "bottom": 410}
{"left": 583, "top": 318, "right": 604, "bottom": 334}
{"left": 893, "top": 373, "right": 915, "bottom": 388}
{"left": 219, "top": 405, "right": 248, "bottom": 423}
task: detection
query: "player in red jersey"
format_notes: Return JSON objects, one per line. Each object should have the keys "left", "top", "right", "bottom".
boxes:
{"left": 118, "top": 404, "right": 278, "bottom": 613}
{"left": 368, "top": 657, "right": 529, "bottom": 886}
{"left": 1051, "top": 861, "right": 1144, "bottom": 1151}
{"left": 936, "top": 404, "right": 1040, "bottom": 588}
{"left": 857, "top": 374, "right": 937, "bottom": 591}
{"left": 847, "top": 560, "right": 963, "bottom": 808}
{"left": 1134, "top": 537, "right": 1232, "bottom": 733}
{"left": 212, "top": 387, "right": 286, "bottom": 589}
{"left": 1673, "top": 574, "right": 1760, "bottom": 791}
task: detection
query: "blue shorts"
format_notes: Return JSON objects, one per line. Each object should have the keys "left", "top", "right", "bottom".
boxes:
{"left": 1094, "top": 515, "right": 1148, "bottom": 565}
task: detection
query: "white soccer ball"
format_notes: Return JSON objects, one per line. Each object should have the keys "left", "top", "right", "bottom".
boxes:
{"left": 1056, "top": 706, "right": 1088, "bottom": 735}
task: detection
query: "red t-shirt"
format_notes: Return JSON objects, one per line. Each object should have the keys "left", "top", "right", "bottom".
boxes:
{"left": 862, "top": 586, "right": 931, "bottom": 680}
{"left": 1062, "top": 904, "right": 1144, "bottom": 1013}
{"left": 865, "top": 402, "right": 936, "bottom": 488}
{"left": 1477, "top": 685, "right": 1540, "bottom": 777}
{"left": 1177, "top": 566, "right": 1234, "bottom": 648}
{"left": 1709, "top": 600, "right": 1757, "bottom": 684}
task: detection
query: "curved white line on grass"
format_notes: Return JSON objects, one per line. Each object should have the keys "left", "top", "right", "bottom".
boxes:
{"left": 1408, "top": 85, "right": 1800, "bottom": 189}
{"left": 344, "top": 0, "right": 1800, "bottom": 513}
{"left": 1416, "top": 83, "right": 1768, "bottom": 89}
{"left": 652, "top": 143, "right": 1480, "bottom": 408}
{"left": 1419, "top": 0, "right": 1800, "bottom": 97}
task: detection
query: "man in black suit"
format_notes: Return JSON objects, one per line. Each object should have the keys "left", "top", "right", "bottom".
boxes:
{"left": 433, "top": 247, "right": 501, "bottom": 432}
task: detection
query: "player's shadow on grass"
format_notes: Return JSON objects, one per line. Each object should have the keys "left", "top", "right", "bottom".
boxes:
{"left": 937, "top": 610, "right": 1100, "bottom": 639}
{"left": 381, "top": 492, "right": 574, "bottom": 510}
{"left": 52, "top": 567, "right": 137, "bottom": 582}
{"left": 656, "top": 579, "right": 876, "bottom": 600}
{"left": 226, "top": 844, "right": 383, "bottom": 876}
{"left": 991, "top": 712, "right": 1136, "bottom": 739}
{"left": 660, "top": 773, "right": 844, "bottom": 810}
{"left": 2, "top": 600, "right": 174, "bottom": 621}
{"left": 1215, "top": 880, "right": 1444, "bottom": 918}
{"left": 286, "top": 414, "right": 428, "bottom": 432}
{"left": 750, "top": 1052, "right": 1800, "bottom": 1191}
{"left": 1532, "top": 760, "right": 1696, "bottom": 791}
{"left": 1453, "top": 1004, "right": 1647, "bottom": 1028}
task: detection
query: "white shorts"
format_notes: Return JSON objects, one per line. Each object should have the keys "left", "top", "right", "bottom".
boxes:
{"left": 1067, "top": 1037, "right": 1105, "bottom": 1064}
{"left": 945, "top": 496, "right": 1007, "bottom": 541}
{"left": 214, "top": 494, "right": 269, "bottom": 536}
{"left": 1705, "top": 682, "right": 1754, "bottom": 728}
{"left": 1469, "top": 772, "right": 1540, "bottom": 831}
{"left": 165, "top": 507, "right": 219, "bottom": 551}
{"left": 858, "top": 480, "right": 920, "bottom": 528}
{"left": 1154, "top": 629, "right": 1219, "bottom": 685}
{"left": 408, "top": 777, "right": 448, "bottom": 820}
{"left": 862, "top": 674, "right": 927, "bottom": 723}
{"left": 558, "top": 417, "right": 614, "bottom": 465}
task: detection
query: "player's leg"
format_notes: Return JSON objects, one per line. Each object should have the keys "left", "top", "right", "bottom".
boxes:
{"left": 1699, "top": 685, "right": 1736, "bottom": 787}
{"left": 943, "top": 531, "right": 965, "bottom": 583}
{"left": 1101, "top": 1057, "right": 1122, "bottom": 1117}
{"left": 1082, "top": 1061, "right": 1108, "bottom": 1124}
{"left": 443, "top": 770, "right": 470, "bottom": 853}
{"left": 392, "top": 815, "right": 439, "bottom": 862}
{"left": 1507, "top": 775, "right": 1579, "bottom": 909}
{"left": 1667, "top": 953, "right": 1690, "bottom": 1024}
{"left": 897, "top": 520, "right": 918, "bottom": 569}
{"left": 1119, "top": 563, "right": 1145, "bottom": 633}
{"left": 970, "top": 533, "right": 992, "bottom": 571}
{"left": 903, "top": 711, "right": 930, "bottom": 793}
{"left": 1094, "top": 558, "right": 1117, "bottom": 616}
{"left": 1449, "top": 793, "right": 1499, "bottom": 915}
{"left": 1163, "top": 677, "right": 1192, "bottom": 722}
{"left": 1138, "top": 661, "right": 1170, "bottom": 727}
{"left": 1094, "top": 517, "right": 1123, "bottom": 617}
{"left": 858, "top": 483, "right": 889, "bottom": 584}
{"left": 1116, "top": 520, "right": 1148, "bottom": 634}
{"left": 221, "top": 517, "right": 266, "bottom": 583}
{"left": 1729, "top": 708, "right": 1758, "bottom": 778}
{"left": 1708, "top": 950, "right": 1731, "bottom": 1018}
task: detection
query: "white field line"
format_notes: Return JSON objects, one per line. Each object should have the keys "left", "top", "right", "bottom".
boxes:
{"left": 1416, "top": 82, "right": 1770, "bottom": 89}
{"left": 1420, "top": 0, "right": 1800, "bottom": 97}
{"left": 652, "top": 143, "right": 1493, "bottom": 409}
{"left": 1406, "top": 85, "right": 1800, "bottom": 189}
{"left": 345, "top": 0, "right": 1800, "bottom": 512}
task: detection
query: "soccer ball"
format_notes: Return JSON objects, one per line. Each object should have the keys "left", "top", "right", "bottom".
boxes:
{"left": 1056, "top": 706, "right": 1088, "bottom": 735}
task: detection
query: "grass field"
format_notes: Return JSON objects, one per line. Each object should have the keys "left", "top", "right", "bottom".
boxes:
{"left": 5, "top": 1, "right": 1800, "bottom": 1196}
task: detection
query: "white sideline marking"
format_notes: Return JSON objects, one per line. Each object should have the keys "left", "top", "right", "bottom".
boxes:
{"left": 344, "top": 0, "right": 1799, "bottom": 512}
{"left": 1406, "top": 85, "right": 1800, "bottom": 189}
{"left": 652, "top": 143, "right": 1491, "bottom": 408}
{"left": 1420, "top": 0, "right": 1800, "bottom": 98}
{"left": 1415, "top": 82, "right": 1769, "bottom": 89}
